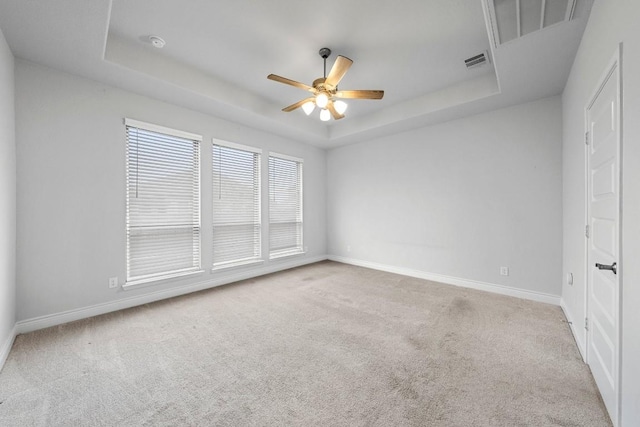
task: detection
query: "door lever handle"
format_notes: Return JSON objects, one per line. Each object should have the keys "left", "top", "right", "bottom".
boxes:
{"left": 595, "top": 262, "right": 617, "bottom": 275}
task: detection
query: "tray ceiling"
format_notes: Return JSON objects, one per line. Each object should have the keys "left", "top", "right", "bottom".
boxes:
{"left": 0, "top": 0, "right": 593, "bottom": 147}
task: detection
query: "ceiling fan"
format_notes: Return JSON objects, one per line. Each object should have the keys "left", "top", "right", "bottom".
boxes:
{"left": 267, "top": 48, "right": 384, "bottom": 121}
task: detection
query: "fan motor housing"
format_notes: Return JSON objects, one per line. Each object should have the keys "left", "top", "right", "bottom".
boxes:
{"left": 312, "top": 77, "right": 336, "bottom": 94}
{"left": 313, "top": 77, "right": 327, "bottom": 88}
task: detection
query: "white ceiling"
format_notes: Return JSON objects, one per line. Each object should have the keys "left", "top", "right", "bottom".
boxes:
{"left": 0, "top": 0, "right": 593, "bottom": 148}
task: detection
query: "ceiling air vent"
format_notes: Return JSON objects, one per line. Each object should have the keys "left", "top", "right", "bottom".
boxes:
{"left": 486, "top": 0, "right": 577, "bottom": 46}
{"left": 465, "top": 51, "right": 490, "bottom": 69}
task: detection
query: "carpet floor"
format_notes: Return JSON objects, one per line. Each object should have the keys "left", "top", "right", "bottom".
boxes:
{"left": 0, "top": 261, "right": 611, "bottom": 426}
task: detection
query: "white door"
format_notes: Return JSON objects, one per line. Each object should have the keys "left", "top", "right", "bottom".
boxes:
{"left": 586, "top": 51, "right": 621, "bottom": 425}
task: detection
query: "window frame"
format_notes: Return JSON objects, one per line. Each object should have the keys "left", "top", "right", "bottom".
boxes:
{"left": 211, "top": 139, "right": 263, "bottom": 271}
{"left": 268, "top": 152, "right": 304, "bottom": 260}
{"left": 124, "top": 118, "right": 203, "bottom": 288}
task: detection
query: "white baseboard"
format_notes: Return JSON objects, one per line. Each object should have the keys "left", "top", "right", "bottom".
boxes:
{"left": 16, "top": 255, "right": 328, "bottom": 334}
{"left": 0, "top": 325, "right": 17, "bottom": 372}
{"left": 560, "top": 298, "right": 587, "bottom": 361}
{"left": 328, "top": 255, "right": 561, "bottom": 306}
{"left": 14, "top": 254, "right": 561, "bottom": 336}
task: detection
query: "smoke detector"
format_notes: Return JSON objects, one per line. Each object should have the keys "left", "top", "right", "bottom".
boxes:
{"left": 148, "top": 35, "right": 166, "bottom": 49}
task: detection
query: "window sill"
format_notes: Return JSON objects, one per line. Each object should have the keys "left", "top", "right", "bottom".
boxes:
{"left": 269, "top": 250, "right": 307, "bottom": 261}
{"left": 123, "top": 269, "right": 205, "bottom": 290}
{"left": 211, "top": 259, "right": 264, "bottom": 273}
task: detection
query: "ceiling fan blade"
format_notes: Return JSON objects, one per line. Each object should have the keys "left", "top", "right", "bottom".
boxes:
{"left": 267, "top": 74, "right": 315, "bottom": 92}
{"left": 325, "top": 55, "right": 353, "bottom": 87}
{"left": 335, "top": 90, "right": 384, "bottom": 100}
{"left": 282, "top": 97, "right": 315, "bottom": 112}
{"left": 327, "top": 101, "right": 345, "bottom": 120}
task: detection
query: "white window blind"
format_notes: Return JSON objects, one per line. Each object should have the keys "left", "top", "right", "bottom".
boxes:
{"left": 269, "top": 153, "right": 303, "bottom": 259}
{"left": 212, "top": 141, "right": 262, "bottom": 269}
{"left": 125, "top": 119, "right": 202, "bottom": 285}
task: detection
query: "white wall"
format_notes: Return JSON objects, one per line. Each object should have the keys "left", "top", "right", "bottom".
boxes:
{"left": 0, "top": 28, "right": 16, "bottom": 366}
{"left": 327, "top": 96, "right": 562, "bottom": 299}
{"left": 15, "top": 60, "right": 326, "bottom": 323}
{"left": 562, "top": 0, "right": 640, "bottom": 425}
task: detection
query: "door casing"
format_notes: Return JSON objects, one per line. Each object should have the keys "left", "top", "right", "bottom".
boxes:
{"left": 583, "top": 43, "right": 623, "bottom": 427}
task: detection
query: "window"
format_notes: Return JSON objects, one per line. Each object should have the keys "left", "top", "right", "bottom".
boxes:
{"left": 125, "top": 119, "right": 202, "bottom": 285}
{"left": 269, "top": 153, "right": 303, "bottom": 258}
{"left": 212, "top": 140, "right": 262, "bottom": 269}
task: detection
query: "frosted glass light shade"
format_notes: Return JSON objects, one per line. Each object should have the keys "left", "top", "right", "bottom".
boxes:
{"left": 302, "top": 101, "right": 315, "bottom": 115}
{"left": 320, "top": 109, "right": 331, "bottom": 121}
{"left": 315, "top": 92, "right": 329, "bottom": 108}
{"left": 334, "top": 100, "right": 348, "bottom": 114}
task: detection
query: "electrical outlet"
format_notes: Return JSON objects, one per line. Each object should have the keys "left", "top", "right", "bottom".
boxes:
{"left": 347, "top": 245, "right": 351, "bottom": 253}
{"left": 108, "top": 277, "right": 119, "bottom": 289}
{"left": 500, "top": 267, "right": 509, "bottom": 276}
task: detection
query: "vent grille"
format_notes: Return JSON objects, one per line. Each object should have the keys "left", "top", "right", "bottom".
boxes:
{"left": 487, "top": 0, "right": 577, "bottom": 46}
{"left": 465, "top": 52, "right": 490, "bottom": 69}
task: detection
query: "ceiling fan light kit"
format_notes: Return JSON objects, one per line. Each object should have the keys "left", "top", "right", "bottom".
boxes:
{"left": 334, "top": 100, "right": 348, "bottom": 115}
{"left": 320, "top": 109, "right": 331, "bottom": 121}
{"left": 315, "top": 92, "right": 329, "bottom": 108}
{"left": 302, "top": 101, "right": 315, "bottom": 116}
{"left": 267, "top": 47, "right": 384, "bottom": 121}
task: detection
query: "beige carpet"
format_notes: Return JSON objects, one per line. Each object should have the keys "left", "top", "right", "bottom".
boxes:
{"left": 0, "top": 261, "right": 611, "bottom": 426}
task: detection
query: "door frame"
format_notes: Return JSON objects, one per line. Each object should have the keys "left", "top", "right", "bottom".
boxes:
{"left": 583, "top": 43, "right": 623, "bottom": 426}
